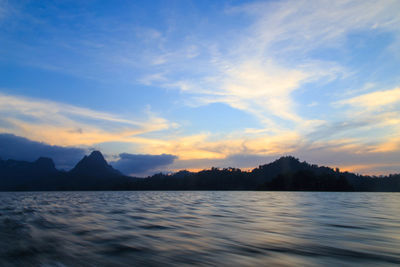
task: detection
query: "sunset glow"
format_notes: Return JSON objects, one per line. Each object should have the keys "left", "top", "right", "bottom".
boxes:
{"left": 1, "top": 0, "right": 400, "bottom": 176}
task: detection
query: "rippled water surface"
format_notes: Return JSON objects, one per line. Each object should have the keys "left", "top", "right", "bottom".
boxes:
{"left": 0, "top": 191, "right": 399, "bottom": 266}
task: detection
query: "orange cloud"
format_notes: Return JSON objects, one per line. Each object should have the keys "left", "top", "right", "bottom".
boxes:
{"left": 0, "top": 93, "right": 174, "bottom": 146}
{"left": 337, "top": 163, "right": 400, "bottom": 176}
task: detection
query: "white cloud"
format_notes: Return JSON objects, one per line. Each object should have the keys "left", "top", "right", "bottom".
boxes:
{"left": 144, "top": 0, "right": 400, "bottom": 134}
{"left": 238, "top": 0, "right": 400, "bottom": 53}
{"left": 2, "top": 0, "right": 400, "bottom": 175}
{"left": 337, "top": 87, "right": 400, "bottom": 110}
{"left": 0, "top": 92, "right": 173, "bottom": 146}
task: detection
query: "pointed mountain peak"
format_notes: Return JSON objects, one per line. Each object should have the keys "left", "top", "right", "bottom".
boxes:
{"left": 70, "top": 150, "right": 121, "bottom": 177}
{"left": 87, "top": 150, "right": 107, "bottom": 162}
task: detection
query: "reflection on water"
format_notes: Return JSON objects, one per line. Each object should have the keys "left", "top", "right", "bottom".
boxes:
{"left": 0, "top": 191, "right": 399, "bottom": 266}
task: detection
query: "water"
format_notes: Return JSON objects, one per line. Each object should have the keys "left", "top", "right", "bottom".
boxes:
{"left": 0, "top": 192, "right": 399, "bottom": 266}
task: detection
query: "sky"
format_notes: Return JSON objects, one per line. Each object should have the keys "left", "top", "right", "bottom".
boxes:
{"left": 1, "top": 0, "right": 400, "bottom": 176}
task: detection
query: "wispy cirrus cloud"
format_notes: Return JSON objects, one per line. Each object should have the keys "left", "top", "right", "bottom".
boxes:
{"left": 0, "top": 92, "right": 175, "bottom": 146}
{"left": 337, "top": 87, "right": 400, "bottom": 110}
{"left": 328, "top": 87, "right": 400, "bottom": 146}
{"left": 118, "top": 0, "right": 400, "bottom": 174}
{"left": 144, "top": 0, "right": 400, "bottom": 133}
{"left": 2, "top": 1, "right": 400, "bottom": 176}
{"left": 1, "top": 89, "right": 399, "bottom": 175}
{"left": 235, "top": 0, "right": 400, "bottom": 54}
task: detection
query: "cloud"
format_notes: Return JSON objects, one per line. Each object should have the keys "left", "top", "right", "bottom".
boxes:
{"left": 111, "top": 153, "right": 177, "bottom": 176}
{"left": 132, "top": 129, "right": 302, "bottom": 162}
{"left": 368, "top": 136, "right": 400, "bottom": 153}
{"left": 150, "top": 1, "right": 400, "bottom": 139}
{"left": 0, "top": 92, "right": 174, "bottom": 146}
{"left": 337, "top": 87, "right": 400, "bottom": 110}
{"left": 306, "top": 120, "right": 371, "bottom": 141}
{"left": 320, "top": 87, "right": 400, "bottom": 147}
{"left": 0, "top": 133, "right": 86, "bottom": 170}
{"left": 137, "top": 0, "right": 399, "bottom": 139}
{"left": 292, "top": 142, "right": 400, "bottom": 175}
{"left": 166, "top": 138, "right": 400, "bottom": 175}
{"left": 2, "top": 1, "right": 400, "bottom": 176}
{"left": 241, "top": 0, "right": 400, "bottom": 51}
{"left": 339, "top": 163, "right": 400, "bottom": 176}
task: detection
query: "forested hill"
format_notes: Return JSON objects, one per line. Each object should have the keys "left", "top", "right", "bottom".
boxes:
{"left": 1, "top": 152, "right": 399, "bottom": 191}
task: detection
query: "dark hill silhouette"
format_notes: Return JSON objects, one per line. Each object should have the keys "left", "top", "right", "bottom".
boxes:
{"left": 129, "top": 157, "right": 350, "bottom": 190}
{"left": 252, "top": 156, "right": 337, "bottom": 184}
{"left": 0, "top": 157, "right": 57, "bottom": 175}
{"left": 35, "top": 157, "right": 58, "bottom": 172}
{"left": 0, "top": 152, "right": 399, "bottom": 191}
{"left": 63, "top": 151, "right": 138, "bottom": 190}
{"left": 0, "top": 157, "right": 58, "bottom": 190}
{"left": 70, "top": 151, "right": 122, "bottom": 177}
{"left": 0, "top": 151, "right": 137, "bottom": 190}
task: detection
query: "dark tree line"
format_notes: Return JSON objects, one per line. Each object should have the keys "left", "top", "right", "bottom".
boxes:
{"left": 1, "top": 153, "right": 399, "bottom": 191}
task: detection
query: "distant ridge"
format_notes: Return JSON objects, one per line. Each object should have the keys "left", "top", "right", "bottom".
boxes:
{"left": 0, "top": 152, "right": 399, "bottom": 191}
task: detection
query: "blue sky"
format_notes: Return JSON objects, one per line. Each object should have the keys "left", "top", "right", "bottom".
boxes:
{"left": 1, "top": 0, "right": 400, "bottom": 176}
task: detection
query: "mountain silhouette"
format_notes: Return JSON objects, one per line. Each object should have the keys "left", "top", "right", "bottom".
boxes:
{"left": 0, "top": 157, "right": 57, "bottom": 177}
{"left": 34, "top": 157, "right": 58, "bottom": 172}
{"left": 251, "top": 156, "right": 336, "bottom": 184}
{"left": 70, "top": 151, "right": 121, "bottom": 177}
{"left": 0, "top": 152, "right": 399, "bottom": 191}
{"left": 0, "top": 157, "right": 58, "bottom": 190}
